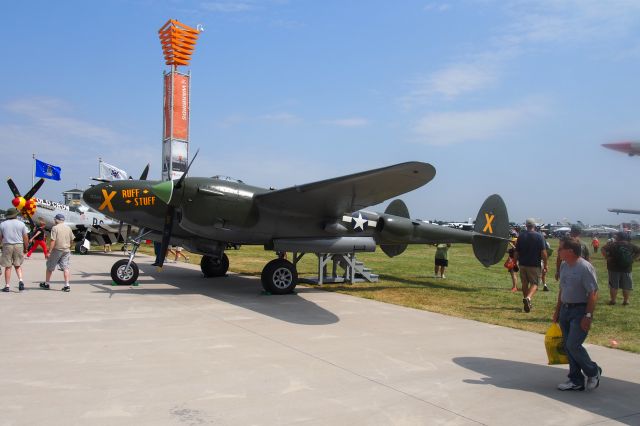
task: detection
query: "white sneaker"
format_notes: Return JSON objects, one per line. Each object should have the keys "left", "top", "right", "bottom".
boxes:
{"left": 557, "top": 380, "right": 584, "bottom": 391}
{"left": 441, "top": 274, "right": 446, "bottom": 279}
{"left": 586, "top": 367, "right": 602, "bottom": 391}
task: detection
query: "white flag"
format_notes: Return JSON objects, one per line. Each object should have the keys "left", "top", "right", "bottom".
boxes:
{"left": 100, "top": 162, "right": 128, "bottom": 180}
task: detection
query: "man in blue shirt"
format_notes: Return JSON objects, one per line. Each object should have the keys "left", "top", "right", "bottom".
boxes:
{"left": 515, "top": 218, "right": 548, "bottom": 312}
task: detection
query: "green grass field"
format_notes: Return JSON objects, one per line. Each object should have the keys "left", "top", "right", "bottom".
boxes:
{"left": 124, "top": 239, "right": 640, "bottom": 353}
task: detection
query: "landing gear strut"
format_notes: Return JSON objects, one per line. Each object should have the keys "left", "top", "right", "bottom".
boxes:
{"left": 110, "top": 228, "right": 151, "bottom": 285}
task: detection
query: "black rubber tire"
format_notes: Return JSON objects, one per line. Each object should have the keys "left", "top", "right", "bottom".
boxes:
{"left": 75, "top": 242, "right": 88, "bottom": 255}
{"left": 111, "top": 259, "right": 139, "bottom": 285}
{"left": 260, "top": 259, "right": 298, "bottom": 294}
{"left": 201, "top": 253, "right": 229, "bottom": 277}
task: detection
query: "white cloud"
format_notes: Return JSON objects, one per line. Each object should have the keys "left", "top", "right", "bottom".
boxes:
{"left": 423, "top": 2, "right": 450, "bottom": 12}
{"left": 200, "top": 2, "right": 255, "bottom": 13}
{"left": 260, "top": 112, "right": 300, "bottom": 124}
{"left": 324, "top": 118, "right": 369, "bottom": 128}
{"left": 405, "top": 1, "right": 640, "bottom": 103}
{"left": 3, "top": 98, "right": 121, "bottom": 146}
{"left": 413, "top": 98, "right": 547, "bottom": 146}
{"left": 504, "top": 0, "right": 640, "bottom": 45}
{"left": 405, "top": 60, "right": 501, "bottom": 105}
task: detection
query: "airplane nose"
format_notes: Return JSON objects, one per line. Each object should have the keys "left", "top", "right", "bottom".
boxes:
{"left": 82, "top": 185, "right": 103, "bottom": 208}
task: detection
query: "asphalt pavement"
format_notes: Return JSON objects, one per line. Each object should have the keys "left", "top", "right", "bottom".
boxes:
{"left": 1, "top": 251, "right": 639, "bottom": 425}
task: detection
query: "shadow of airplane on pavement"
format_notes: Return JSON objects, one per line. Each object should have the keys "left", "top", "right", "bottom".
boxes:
{"left": 74, "top": 259, "right": 339, "bottom": 326}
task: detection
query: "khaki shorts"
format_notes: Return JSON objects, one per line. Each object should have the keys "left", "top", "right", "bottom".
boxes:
{"left": 0, "top": 244, "right": 25, "bottom": 267}
{"left": 519, "top": 265, "right": 541, "bottom": 286}
{"left": 46, "top": 250, "right": 71, "bottom": 272}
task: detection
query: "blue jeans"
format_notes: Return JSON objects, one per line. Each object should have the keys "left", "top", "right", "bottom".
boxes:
{"left": 559, "top": 304, "right": 599, "bottom": 386}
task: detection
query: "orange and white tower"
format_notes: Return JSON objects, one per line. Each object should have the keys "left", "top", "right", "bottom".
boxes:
{"left": 158, "top": 19, "right": 200, "bottom": 181}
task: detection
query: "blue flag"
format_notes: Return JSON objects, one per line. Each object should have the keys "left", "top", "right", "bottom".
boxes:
{"left": 35, "top": 159, "right": 62, "bottom": 181}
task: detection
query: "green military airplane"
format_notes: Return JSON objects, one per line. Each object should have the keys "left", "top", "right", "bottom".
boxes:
{"left": 82, "top": 156, "right": 509, "bottom": 294}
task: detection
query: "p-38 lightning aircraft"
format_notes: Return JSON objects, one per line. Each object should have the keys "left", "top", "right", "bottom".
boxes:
{"left": 82, "top": 158, "right": 510, "bottom": 294}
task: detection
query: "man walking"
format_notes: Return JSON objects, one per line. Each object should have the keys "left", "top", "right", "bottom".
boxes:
{"left": 515, "top": 218, "right": 548, "bottom": 312}
{"left": 0, "top": 207, "right": 29, "bottom": 292}
{"left": 601, "top": 232, "right": 640, "bottom": 306}
{"left": 39, "top": 213, "right": 74, "bottom": 292}
{"left": 555, "top": 225, "right": 590, "bottom": 281}
{"left": 553, "top": 238, "right": 601, "bottom": 391}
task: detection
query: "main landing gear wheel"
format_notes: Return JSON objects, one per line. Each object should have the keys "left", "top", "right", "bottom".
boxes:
{"left": 261, "top": 259, "right": 298, "bottom": 295}
{"left": 201, "top": 254, "right": 229, "bottom": 277}
{"left": 74, "top": 242, "right": 88, "bottom": 255}
{"left": 111, "top": 259, "right": 139, "bottom": 285}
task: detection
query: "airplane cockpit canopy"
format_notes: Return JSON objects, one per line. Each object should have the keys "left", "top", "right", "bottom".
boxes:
{"left": 211, "top": 175, "right": 244, "bottom": 184}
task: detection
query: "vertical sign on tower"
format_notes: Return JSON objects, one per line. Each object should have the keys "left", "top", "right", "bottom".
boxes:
{"left": 158, "top": 19, "right": 200, "bottom": 181}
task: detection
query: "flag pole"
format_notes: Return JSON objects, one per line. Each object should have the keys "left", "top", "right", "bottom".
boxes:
{"left": 32, "top": 153, "right": 35, "bottom": 187}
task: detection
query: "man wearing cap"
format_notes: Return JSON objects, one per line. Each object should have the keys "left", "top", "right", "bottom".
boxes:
{"left": 40, "top": 213, "right": 74, "bottom": 292}
{"left": 553, "top": 237, "right": 601, "bottom": 391}
{"left": 555, "top": 225, "right": 590, "bottom": 282}
{"left": 0, "top": 207, "right": 29, "bottom": 292}
{"left": 515, "top": 218, "right": 548, "bottom": 312}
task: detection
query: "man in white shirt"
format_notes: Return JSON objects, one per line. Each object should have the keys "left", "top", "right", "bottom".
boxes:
{"left": 0, "top": 207, "right": 29, "bottom": 292}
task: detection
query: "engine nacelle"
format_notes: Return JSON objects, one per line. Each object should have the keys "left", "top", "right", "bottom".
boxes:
{"left": 376, "top": 214, "right": 414, "bottom": 243}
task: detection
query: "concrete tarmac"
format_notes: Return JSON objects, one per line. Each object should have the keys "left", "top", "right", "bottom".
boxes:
{"left": 1, "top": 252, "right": 639, "bottom": 425}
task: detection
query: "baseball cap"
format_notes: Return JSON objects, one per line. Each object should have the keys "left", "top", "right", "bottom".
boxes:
{"left": 5, "top": 207, "right": 19, "bottom": 219}
{"left": 525, "top": 218, "right": 536, "bottom": 226}
{"left": 54, "top": 213, "right": 65, "bottom": 221}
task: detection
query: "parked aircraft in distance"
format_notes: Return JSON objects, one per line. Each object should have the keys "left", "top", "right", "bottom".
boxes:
{"left": 609, "top": 208, "right": 640, "bottom": 215}
{"left": 602, "top": 141, "right": 640, "bottom": 156}
{"left": 7, "top": 179, "right": 133, "bottom": 253}
{"left": 82, "top": 157, "right": 510, "bottom": 293}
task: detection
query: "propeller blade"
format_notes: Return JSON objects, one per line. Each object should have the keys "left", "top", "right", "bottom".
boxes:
{"left": 139, "top": 164, "right": 150, "bottom": 180}
{"left": 24, "top": 178, "right": 45, "bottom": 200}
{"left": 156, "top": 206, "right": 175, "bottom": 268}
{"left": 117, "top": 221, "right": 124, "bottom": 242}
{"left": 23, "top": 212, "right": 36, "bottom": 229}
{"left": 175, "top": 149, "right": 199, "bottom": 189}
{"left": 7, "top": 178, "right": 21, "bottom": 198}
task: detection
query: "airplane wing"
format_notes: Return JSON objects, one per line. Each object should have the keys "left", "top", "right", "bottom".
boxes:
{"left": 254, "top": 162, "right": 436, "bottom": 217}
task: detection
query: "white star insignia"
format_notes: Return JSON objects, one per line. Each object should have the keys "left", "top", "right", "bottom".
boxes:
{"left": 352, "top": 212, "right": 367, "bottom": 231}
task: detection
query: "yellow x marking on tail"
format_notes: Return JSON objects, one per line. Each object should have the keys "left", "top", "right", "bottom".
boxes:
{"left": 99, "top": 189, "right": 116, "bottom": 213}
{"left": 483, "top": 213, "right": 494, "bottom": 234}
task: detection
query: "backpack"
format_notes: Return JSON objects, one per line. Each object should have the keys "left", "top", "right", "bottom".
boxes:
{"left": 613, "top": 244, "right": 634, "bottom": 269}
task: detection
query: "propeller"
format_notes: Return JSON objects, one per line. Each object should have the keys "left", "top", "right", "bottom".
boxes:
{"left": 155, "top": 150, "right": 199, "bottom": 269}
{"left": 7, "top": 178, "right": 45, "bottom": 228}
{"left": 139, "top": 164, "right": 150, "bottom": 180}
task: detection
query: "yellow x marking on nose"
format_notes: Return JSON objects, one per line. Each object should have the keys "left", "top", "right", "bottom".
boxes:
{"left": 99, "top": 189, "right": 116, "bottom": 213}
{"left": 483, "top": 213, "right": 494, "bottom": 234}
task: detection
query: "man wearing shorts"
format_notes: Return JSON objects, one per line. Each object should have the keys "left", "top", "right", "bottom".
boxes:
{"left": 515, "top": 218, "right": 548, "bottom": 312}
{"left": 40, "top": 213, "right": 74, "bottom": 292}
{"left": 602, "top": 232, "right": 640, "bottom": 306}
{"left": 434, "top": 243, "right": 450, "bottom": 279}
{"left": 0, "top": 207, "right": 29, "bottom": 292}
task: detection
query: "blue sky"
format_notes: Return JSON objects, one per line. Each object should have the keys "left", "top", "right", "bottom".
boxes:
{"left": 1, "top": 0, "right": 639, "bottom": 225}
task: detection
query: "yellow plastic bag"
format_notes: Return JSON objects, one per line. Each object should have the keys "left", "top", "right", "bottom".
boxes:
{"left": 545, "top": 322, "right": 569, "bottom": 365}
